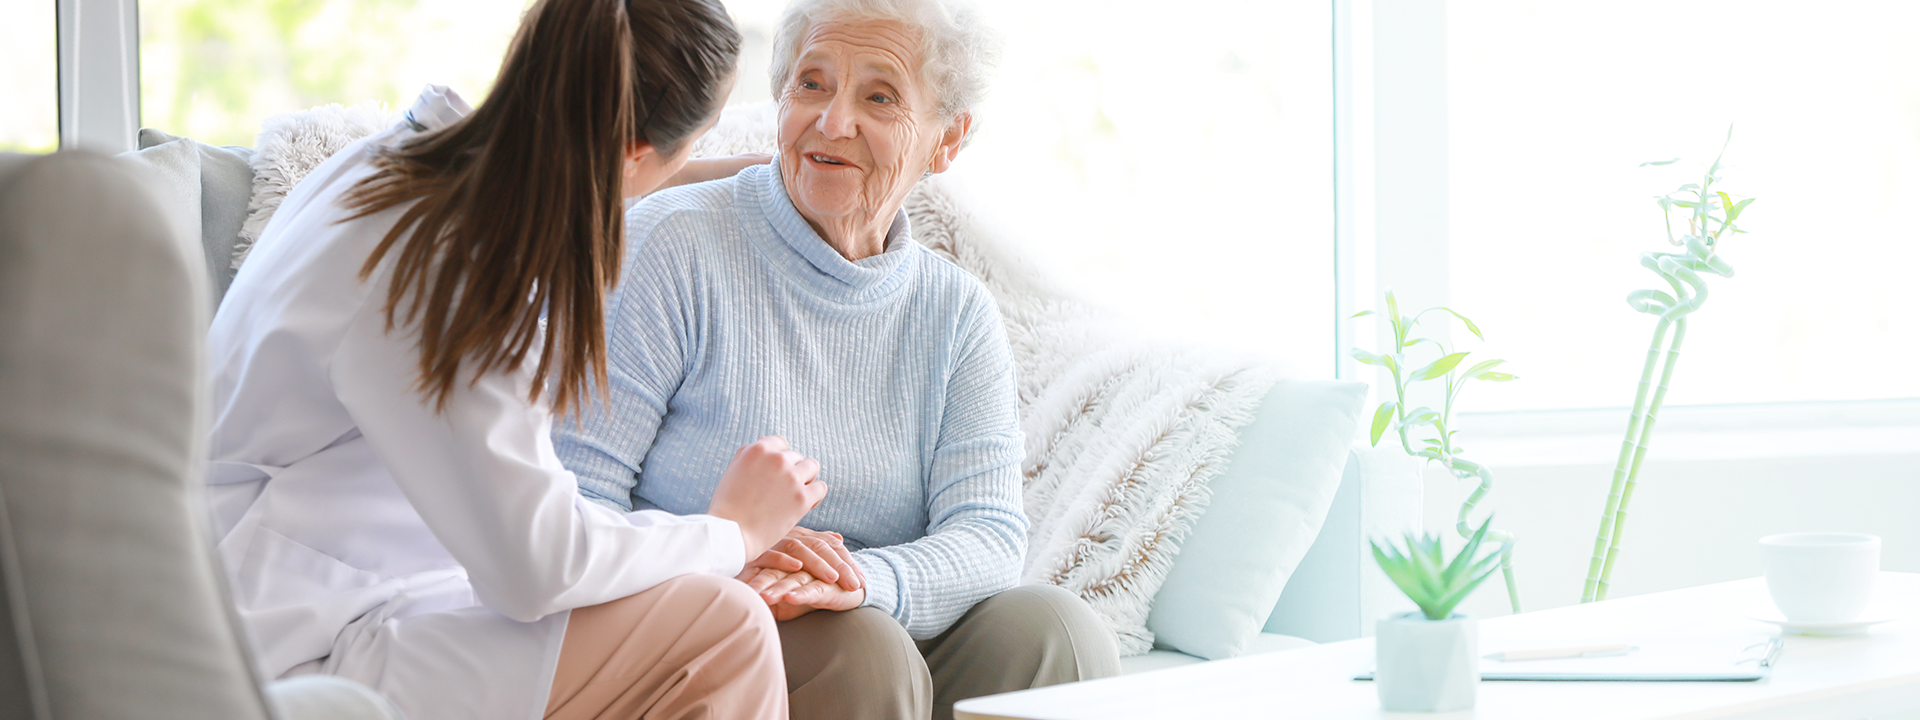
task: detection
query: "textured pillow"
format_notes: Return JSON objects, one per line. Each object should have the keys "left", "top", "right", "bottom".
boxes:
{"left": 1144, "top": 379, "right": 1367, "bottom": 660}
{"left": 233, "top": 102, "right": 394, "bottom": 270}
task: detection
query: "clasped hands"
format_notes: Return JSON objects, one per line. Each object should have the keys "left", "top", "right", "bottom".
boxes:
{"left": 736, "top": 526, "right": 866, "bottom": 621}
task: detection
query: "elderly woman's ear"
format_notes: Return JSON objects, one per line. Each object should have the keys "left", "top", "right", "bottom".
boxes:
{"left": 926, "top": 112, "right": 973, "bottom": 175}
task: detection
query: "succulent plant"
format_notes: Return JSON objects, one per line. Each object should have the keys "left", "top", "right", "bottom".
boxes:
{"left": 1372, "top": 517, "right": 1511, "bottom": 621}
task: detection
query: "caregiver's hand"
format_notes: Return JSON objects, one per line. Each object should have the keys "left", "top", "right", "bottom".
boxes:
{"left": 707, "top": 436, "right": 826, "bottom": 563}
{"left": 740, "top": 569, "right": 864, "bottom": 621}
{"left": 736, "top": 527, "right": 865, "bottom": 592}
{"left": 660, "top": 153, "right": 772, "bottom": 190}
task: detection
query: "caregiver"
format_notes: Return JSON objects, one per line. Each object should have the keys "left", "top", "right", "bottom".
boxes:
{"left": 200, "top": 1, "right": 815, "bottom": 719}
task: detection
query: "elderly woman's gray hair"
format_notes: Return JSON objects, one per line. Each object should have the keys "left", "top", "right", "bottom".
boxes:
{"left": 769, "top": 0, "right": 1002, "bottom": 120}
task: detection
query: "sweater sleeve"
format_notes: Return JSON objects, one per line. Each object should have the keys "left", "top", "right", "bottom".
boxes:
{"left": 852, "top": 294, "right": 1029, "bottom": 639}
{"left": 551, "top": 214, "right": 694, "bottom": 514}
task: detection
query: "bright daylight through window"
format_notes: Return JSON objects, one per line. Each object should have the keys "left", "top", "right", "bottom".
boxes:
{"left": 1446, "top": 0, "right": 1920, "bottom": 413}
{"left": 138, "top": 0, "right": 1332, "bottom": 369}
{"left": 732, "top": 0, "right": 1335, "bottom": 366}
{"left": 139, "top": 0, "right": 534, "bottom": 146}
{"left": 0, "top": 0, "right": 59, "bottom": 153}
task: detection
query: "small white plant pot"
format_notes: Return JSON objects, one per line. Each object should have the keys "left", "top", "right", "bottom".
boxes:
{"left": 1375, "top": 613, "right": 1478, "bottom": 712}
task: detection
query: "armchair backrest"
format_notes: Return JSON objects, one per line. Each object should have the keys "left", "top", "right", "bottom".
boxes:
{"left": 0, "top": 152, "right": 272, "bottom": 720}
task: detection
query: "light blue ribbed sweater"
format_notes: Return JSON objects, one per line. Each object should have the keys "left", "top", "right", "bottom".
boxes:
{"left": 553, "top": 160, "right": 1027, "bottom": 639}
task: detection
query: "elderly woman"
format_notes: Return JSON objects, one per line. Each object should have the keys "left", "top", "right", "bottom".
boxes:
{"left": 551, "top": 0, "right": 1120, "bottom": 717}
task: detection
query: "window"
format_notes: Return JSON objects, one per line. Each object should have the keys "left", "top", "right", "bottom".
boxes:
{"left": 961, "top": 0, "right": 1335, "bottom": 364}
{"left": 732, "top": 0, "right": 1337, "bottom": 365}
{"left": 1, "top": 0, "right": 60, "bottom": 153}
{"left": 130, "top": 0, "right": 1334, "bottom": 366}
{"left": 139, "top": 0, "right": 533, "bottom": 146}
{"left": 1444, "top": 1, "right": 1920, "bottom": 412}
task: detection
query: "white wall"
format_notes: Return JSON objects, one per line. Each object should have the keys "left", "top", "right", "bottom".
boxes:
{"left": 1430, "top": 443, "right": 1920, "bottom": 619}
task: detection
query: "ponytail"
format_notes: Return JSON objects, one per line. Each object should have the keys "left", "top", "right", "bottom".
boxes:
{"left": 340, "top": 0, "right": 741, "bottom": 417}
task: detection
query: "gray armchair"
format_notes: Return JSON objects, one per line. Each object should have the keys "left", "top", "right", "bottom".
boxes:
{"left": 0, "top": 151, "right": 398, "bottom": 720}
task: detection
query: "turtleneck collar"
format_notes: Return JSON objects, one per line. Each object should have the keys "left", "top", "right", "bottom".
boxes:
{"left": 741, "top": 155, "right": 918, "bottom": 305}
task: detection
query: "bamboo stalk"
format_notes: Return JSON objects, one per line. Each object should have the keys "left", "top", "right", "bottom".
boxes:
{"left": 1452, "top": 460, "right": 1520, "bottom": 612}
{"left": 1582, "top": 317, "right": 1671, "bottom": 603}
{"left": 1596, "top": 319, "right": 1688, "bottom": 601}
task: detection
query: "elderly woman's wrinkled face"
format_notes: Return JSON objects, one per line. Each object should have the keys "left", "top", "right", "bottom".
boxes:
{"left": 777, "top": 18, "right": 966, "bottom": 240}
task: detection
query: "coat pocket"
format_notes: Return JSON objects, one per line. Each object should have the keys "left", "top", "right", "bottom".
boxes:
{"left": 233, "top": 526, "right": 397, "bottom": 678}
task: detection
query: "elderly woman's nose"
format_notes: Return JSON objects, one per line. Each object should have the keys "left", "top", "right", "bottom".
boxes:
{"left": 815, "top": 93, "right": 858, "bottom": 140}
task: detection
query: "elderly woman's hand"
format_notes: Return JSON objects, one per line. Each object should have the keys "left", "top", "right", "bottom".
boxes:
{"left": 736, "top": 526, "right": 865, "bottom": 592}
{"left": 739, "top": 568, "right": 865, "bottom": 621}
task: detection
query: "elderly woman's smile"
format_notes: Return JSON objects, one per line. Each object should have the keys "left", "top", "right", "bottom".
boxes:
{"left": 777, "top": 17, "right": 968, "bottom": 261}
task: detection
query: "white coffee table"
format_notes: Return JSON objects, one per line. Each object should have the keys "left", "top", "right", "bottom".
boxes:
{"left": 956, "top": 572, "right": 1920, "bottom": 720}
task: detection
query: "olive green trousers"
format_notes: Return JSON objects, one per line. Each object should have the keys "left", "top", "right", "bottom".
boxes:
{"left": 776, "top": 584, "right": 1121, "bottom": 720}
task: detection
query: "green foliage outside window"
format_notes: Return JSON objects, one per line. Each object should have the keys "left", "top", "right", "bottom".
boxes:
{"left": 140, "top": 0, "right": 527, "bottom": 147}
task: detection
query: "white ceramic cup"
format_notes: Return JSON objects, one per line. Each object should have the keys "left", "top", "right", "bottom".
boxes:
{"left": 1759, "top": 532, "right": 1880, "bottom": 623}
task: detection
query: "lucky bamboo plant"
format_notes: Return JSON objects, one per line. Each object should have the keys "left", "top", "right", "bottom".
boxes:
{"left": 1581, "top": 131, "right": 1751, "bottom": 603}
{"left": 1352, "top": 295, "right": 1521, "bottom": 613}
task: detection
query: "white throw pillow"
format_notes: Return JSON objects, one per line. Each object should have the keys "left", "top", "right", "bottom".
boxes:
{"left": 1144, "top": 379, "right": 1367, "bottom": 660}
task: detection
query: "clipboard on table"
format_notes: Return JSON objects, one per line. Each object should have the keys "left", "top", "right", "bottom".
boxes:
{"left": 1354, "top": 637, "right": 1779, "bottom": 682}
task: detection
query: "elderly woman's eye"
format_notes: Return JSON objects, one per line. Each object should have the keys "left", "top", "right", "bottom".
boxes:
{"left": 869, "top": 93, "right": 894, "bottom": 104}
{"left": 800, "top": 79, "right": 823, "bottom": 91}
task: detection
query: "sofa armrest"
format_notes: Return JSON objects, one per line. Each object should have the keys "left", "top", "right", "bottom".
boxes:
{"left": 1263, "top": 444, "right": 1422, "bottom": 642}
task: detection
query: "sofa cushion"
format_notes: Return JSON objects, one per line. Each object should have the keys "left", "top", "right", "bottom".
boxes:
{"left": 130, "top": 128, "right": 256, "bottom": 306}
{"left": 1144, "top": 380, "right": 1367, "bottom": 660}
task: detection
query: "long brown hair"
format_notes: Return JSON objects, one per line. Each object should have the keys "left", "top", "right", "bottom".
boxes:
{"left": 342, "top": 0, "right": 740, "bottom": 416}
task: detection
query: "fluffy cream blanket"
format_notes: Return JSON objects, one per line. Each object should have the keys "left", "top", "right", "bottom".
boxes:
{"left": 239, "top": 102, "right": 1275, "bottom": 655}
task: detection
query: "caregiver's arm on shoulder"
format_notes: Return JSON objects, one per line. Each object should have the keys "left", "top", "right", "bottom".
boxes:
{"left": 330, "top": 290, "right": 738, "bottom": 624}
{"left": 852, "top": 296, "right": 1028, "bottom": 641}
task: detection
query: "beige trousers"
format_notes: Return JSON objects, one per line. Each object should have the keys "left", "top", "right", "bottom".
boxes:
{"left": 778, "top": 584, "right": 1121, "bottom": 720}
{"left": 545, "top": 574, "right": 788, "bottom": 720}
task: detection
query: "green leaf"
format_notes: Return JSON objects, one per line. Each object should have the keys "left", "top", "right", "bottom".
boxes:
{"left": 1477, "top": 371, "right": 1518, "bottom": 382}
{"left": 1411, "top": 352, "right": 1470, "bottom": 381}
{"left": 1463, "top": 359, "right": 1506, "bottom": 378}
{"left": 1436, "top": 308, "right": 1485, "bottom": 341}
{"left": 1728, "top": 197, "right": 1754, "bottom": 222}
{"left": 1369, "top": 402, "right": 1397, "bottom": 446}
{"left": 1385, "top": 293, "right": 1407, "bottom": 345}
{"left": 1350, "top": 348, "right": 1384, "bottom": 366}
{"left": 1443, "top": 517, "right": 1493, "bottom": 581}
{"left": 1640, "top": 158, "right": 1680, "bottom": 166}
{"left": 1382, "top": 354, "right": 1401, "bottom": 376}
{"left": 1716, "top": 191, "right": 1733, "bottom": 213}
{"left": 1399, "top": 406, "right": 1440, "bottom": 425}
{"left": 1352, "top": 310, "right": 1376, "bottom": 318}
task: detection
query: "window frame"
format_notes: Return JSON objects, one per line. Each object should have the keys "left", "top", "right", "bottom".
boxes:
{"left": 57, "top": 0, "right": 141, "bottom": 154}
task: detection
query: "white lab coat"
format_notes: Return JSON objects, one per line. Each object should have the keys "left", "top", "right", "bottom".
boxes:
{"left": 205, "top": 87, "right": 745, "bottom": 720}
